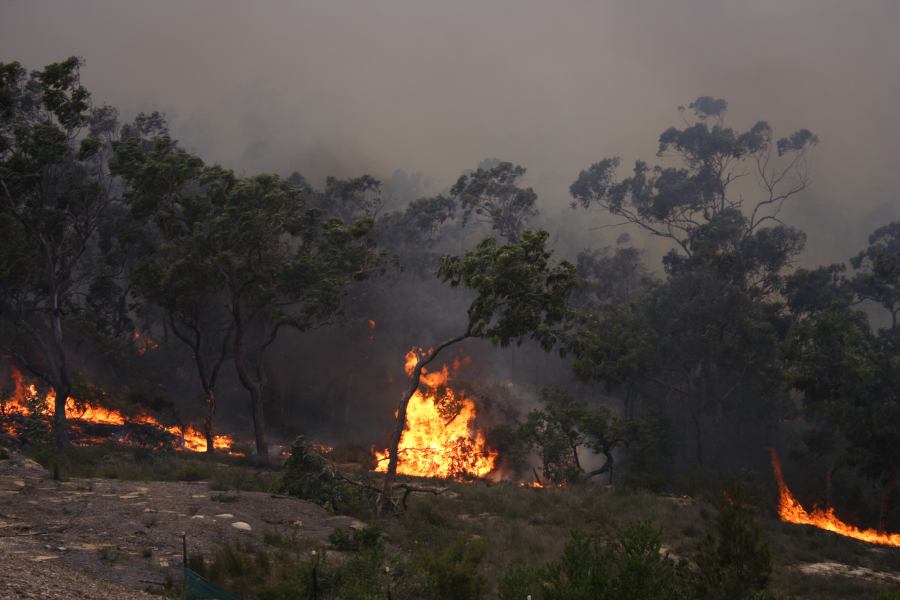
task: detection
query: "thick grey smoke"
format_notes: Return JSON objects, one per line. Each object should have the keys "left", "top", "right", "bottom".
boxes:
{"left": 3, "top": 0, "right": 898, "bottom": 262}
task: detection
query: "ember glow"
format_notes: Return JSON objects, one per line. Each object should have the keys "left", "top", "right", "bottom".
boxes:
{"left": 2, "top": 366, "right": 232, "bottom": 453}
{"left": 131, "top": 330, "right": 159, "bottom": 355}
{"left": 769, "top": 449, "right": 900, "bottom": 547}
{"left": 375, "top": 350, "right": 497, "bottom": 479}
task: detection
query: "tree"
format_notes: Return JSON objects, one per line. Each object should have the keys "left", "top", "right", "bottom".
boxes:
{"left": 380, "top": 230, "right": 576, "bottom": 511}
{"left": 568, "top": 98, "right": 817, "bottom": 469}
{"left": 110, "top": 115, "right": 236, "bottom": 452}
{"left": 785, "top": 227, "right": 900, "bottom": 532}
{"left": 212, "top": 174, "right": 378, "bottom": 460}
{"left": 451, "top": 160, "right": 538, "bottom": 242}
{"left": 0, "top": 58, "right": 115, "bottom": 448}
{"left": 570, "top": 96, "right": 817, "bottom": 255}
{"left": 518, "top": 387, "right": 641, "bottom": 485}
{"left": 695, "top": 492, "right": 773, "bottom": 600}
{"left": 850, "top": 221, "right": 900, "bottom": 331}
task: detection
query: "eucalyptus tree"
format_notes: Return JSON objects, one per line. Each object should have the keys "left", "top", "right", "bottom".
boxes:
{"left": 568, "top": 98, "right": 818, "bottom": 468}
{"left": 110, "top": 114, "right": 236, "bottom": 452}
{"left": 0, "top": 58, "right": 117, "bottom": 448}
{"left": 784, "top": 224, "right": 900, "bottom": 531}
{"left": 451, "top": 160, "right": 538, "bottom": 242}
{"left": 211, "top": 174, "right": 379, "bottom": 460}
{"left": 380, "top": 230, "right": 576, "bottom": 510}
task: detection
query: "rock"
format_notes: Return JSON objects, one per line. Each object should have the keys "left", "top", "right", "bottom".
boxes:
{"left": 231, "top": 521, "right": 252, "bottom": 532}
{"left": 190, "top": 515, "right": 205, "bottom": 520}
{"left": 214, "top": 513, "right": 234, "bottom": 519}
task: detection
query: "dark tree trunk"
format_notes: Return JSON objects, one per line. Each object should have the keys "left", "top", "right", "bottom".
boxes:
{"left": 52, "top": 385, "right": 69, "bottom": 449}
{"left": 879, "top": 462, "right": 899, "bottom": 533}
{"left": 203, "top": 388, "right": 216, "bottom": 454}
{"left": 49, "top": 278, "right": 71, "bottom": 449}
{"left": 232, "top": 302, "right": 269, "bottom": 462}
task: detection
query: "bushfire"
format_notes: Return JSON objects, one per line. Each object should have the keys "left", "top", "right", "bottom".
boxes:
{"left": 1, "top": 365, "right": 232, "bottom": 453}
{"left": 769, "top": 449, "right": 900, "bottom": 547}
{"left": 375, "top": 350, "right": 497, "bottom": 479}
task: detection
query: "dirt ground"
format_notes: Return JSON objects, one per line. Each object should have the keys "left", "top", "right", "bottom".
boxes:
{"left": 0, "top": 451, "right": 363, "bottom": 598}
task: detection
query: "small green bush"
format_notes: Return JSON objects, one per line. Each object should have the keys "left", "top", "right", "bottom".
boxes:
{"left": 328, "top": 526, "right": 383, "bottom": 552}
{"left": 695, "top": 496, "right": 773, "bottom": 600}
{"left": 498, "top": 522, "right": 692, "bottom": 600}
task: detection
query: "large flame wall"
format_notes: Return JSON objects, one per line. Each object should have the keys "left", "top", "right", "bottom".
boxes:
{"left": 375, "top": 350, "right": 497, "bottom": 479}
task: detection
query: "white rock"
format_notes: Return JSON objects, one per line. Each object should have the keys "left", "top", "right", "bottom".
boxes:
{"left": 214, "top": 513, "right": 234, "bottom": 519}
{"left": 231, "top": 521, "right": 252, "bottom": 532}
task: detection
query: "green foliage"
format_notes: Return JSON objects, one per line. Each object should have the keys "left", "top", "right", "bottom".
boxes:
{"left": 498, "top": 522, "right": 692, "bottom": 600}
{"left": 328, "top": 526, "right": 383, "bottom": 552}
{"left": 695, "top": 496, "right": 773, "bottom": 600}
{"left": 439, "top": 229, "right": 577, "bottom": 351}
{"left": 516, "top": 387, "right": 643, "bottom": 485}
{"left": 279, "top": 436, "right": 375, "bottom": 514}
{"left": 451, "top": 160, "right": 538, "bottom": 241}
{"left": 850, "top": 220, "right": 900, "bottom": 329}
{"left": 403, "top": 536, "right": 487, "bottom": 600}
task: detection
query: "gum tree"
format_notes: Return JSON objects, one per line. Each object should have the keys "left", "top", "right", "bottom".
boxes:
{"left": 0, "top": 58, "right": 116, "bottom": 448}
{"left": 380, "top": 230, "right": 576, "bottom": 511}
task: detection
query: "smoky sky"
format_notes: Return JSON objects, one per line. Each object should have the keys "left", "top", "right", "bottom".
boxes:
{"left": 2, "top": 0, "right": 899, "bottom": 263}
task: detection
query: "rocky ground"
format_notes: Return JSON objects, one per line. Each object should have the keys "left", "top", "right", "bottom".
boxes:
{"left": 0, "top": 450, "right": 362, "bottom": 598}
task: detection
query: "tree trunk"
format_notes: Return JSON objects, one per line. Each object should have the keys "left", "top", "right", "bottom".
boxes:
{"left": 203, "top": 388, "right": 216, "bottom": 453}
{"left": 232, "top": 305, "right": 269, "bottom": 462}
{"left": 52, "top": 384, "right": 69, "bottom": 449}
{"left": 49, "top": 283, "right": 70, "bottom": 449}
{"left": 380, "top": 332, "right": 469, "bottom": 514}
{"left": 381, "top": 372, "right": 422, "bottom": 513}
{"left": 879, "top": 462, "right": 899, "bottom": 533}
{"left": 249, "top": 381, "right": 268, "bottom": 460}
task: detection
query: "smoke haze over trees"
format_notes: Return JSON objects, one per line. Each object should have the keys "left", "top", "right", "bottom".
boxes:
{"left": 2, "top": 0, "right": 900, "bottom": 570}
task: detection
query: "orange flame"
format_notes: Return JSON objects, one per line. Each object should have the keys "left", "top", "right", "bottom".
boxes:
{"left": 769, "top": 449, "right": 900, "bottom": 547}
{"left": 131, "top": 330, "right": 159, "bottom": 355}
{"left": 375, "top": 350, "right": 497, "bottom": 479}
{"left": 2, "top": 366, "right": 232, "bottom": 453}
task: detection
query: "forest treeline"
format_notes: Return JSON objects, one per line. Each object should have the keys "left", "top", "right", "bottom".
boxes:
{"left": 1, "top": 58, "right": 897, "bottom": 530}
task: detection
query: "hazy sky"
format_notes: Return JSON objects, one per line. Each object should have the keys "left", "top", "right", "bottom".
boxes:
{"left": 2, "top": 0, "right": 898, "bottom": 263}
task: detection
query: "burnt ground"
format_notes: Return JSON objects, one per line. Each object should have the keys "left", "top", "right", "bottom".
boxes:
{"left": 0, "top": 451, "right": 363, "bottom": 598}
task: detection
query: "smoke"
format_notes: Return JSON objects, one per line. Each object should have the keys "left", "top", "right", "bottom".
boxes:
{"left": 3, "top": 0, "right": 898, "bottom": 261}
{"left": 3, "top": 1, "right": 899, "bottom": 449}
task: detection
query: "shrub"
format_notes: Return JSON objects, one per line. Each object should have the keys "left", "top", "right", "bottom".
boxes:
{"left": 498, "top": 522, "right": 692, "bottom": 600}
{"left": 328, "top": 526, "right": 383, "bottom": 552}
{"left": 695, "top": 496, "right": 773, "bottom": 600}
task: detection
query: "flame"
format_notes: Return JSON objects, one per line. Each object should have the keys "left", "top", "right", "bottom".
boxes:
{"left": 769, "top": 449, "right": 900, "bottom": 547}
{"left": 2, "top": 365, "right": 232, "bottom": 453}
{"left": 131, "top": 330, "right": 159, "bottom": 355}
{"left": 375, "top": 350, "right": 497, "bottom": 479}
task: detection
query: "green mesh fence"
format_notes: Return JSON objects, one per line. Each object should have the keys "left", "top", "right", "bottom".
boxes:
{"left": 184, "top": 567, "right": 241, "bottom": 600}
